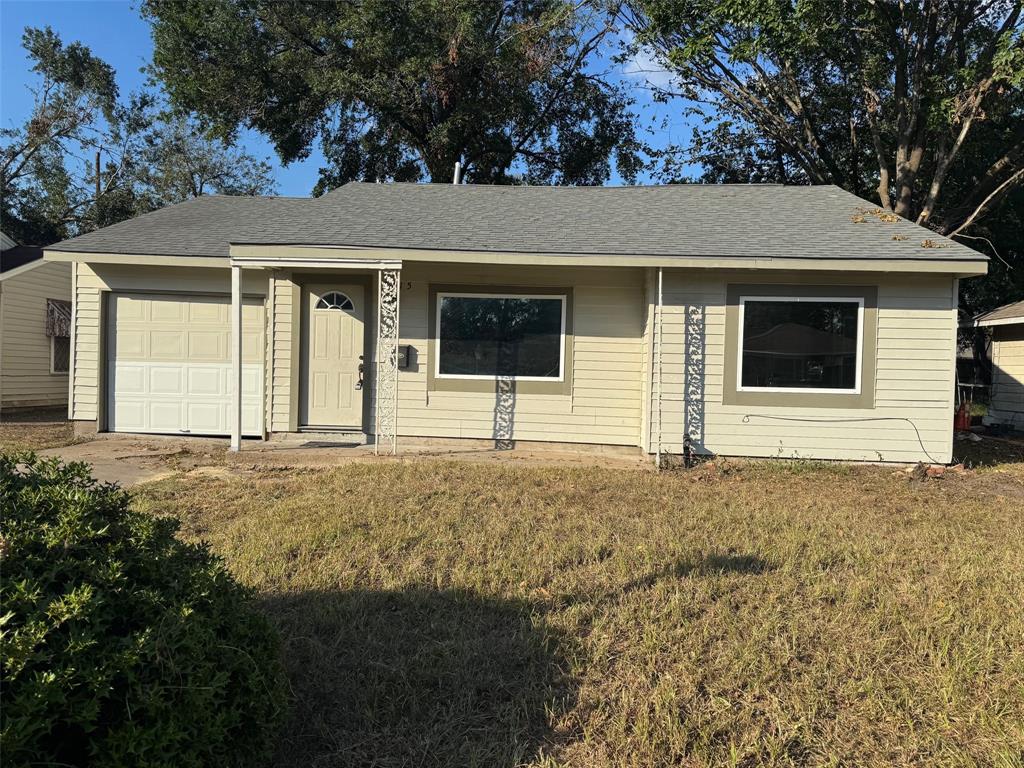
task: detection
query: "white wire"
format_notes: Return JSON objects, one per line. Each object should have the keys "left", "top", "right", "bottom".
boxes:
{"left": 740, "top": 414, "right": 943, "bottom": 465}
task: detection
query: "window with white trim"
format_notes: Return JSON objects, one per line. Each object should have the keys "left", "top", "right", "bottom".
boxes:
{"left": 738, "top": 296, "right": 863, "bottom": 393}
{"left": 436, "top": 293, "right": 566, "bottom": 380}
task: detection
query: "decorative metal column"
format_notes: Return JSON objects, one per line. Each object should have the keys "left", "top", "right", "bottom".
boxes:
{"left": 375, "top": 269, "right": 400, "bottom": 455}
{"left": 682, "top": 303, "right": 706, "bottom": 465}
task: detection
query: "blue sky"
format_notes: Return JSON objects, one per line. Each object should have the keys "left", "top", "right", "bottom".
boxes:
{"left": 1, "top": 0, "right": 686, "bottom": 195}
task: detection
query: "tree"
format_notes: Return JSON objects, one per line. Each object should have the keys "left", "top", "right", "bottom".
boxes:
{"left": 142, "top": 0, "right": 643, "bottom": 188}
{"left": 623, "top": 0, "right": 1024, "bottom": 311}
{"left": 137, "top": 115, "right": 276, "bottom": 205}
{"left": 1, "top": 27, "right": 277, "bottom": 246}
{"left": 1, "top": 26, "right": 126, "bottom": 243}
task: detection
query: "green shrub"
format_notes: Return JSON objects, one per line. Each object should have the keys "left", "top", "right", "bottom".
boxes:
{"left": 0, "top": 453, "right": 284, "bottom": 767}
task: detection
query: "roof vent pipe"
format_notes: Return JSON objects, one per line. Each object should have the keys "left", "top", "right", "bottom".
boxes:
{"left": 453, "top": 161, "right": 462, "bottom": 185}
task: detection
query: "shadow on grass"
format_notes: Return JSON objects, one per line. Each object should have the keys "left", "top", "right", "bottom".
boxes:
{"left": 622, "top": 552, "right": 774, "bottom": 595}
{"left": 259, "top": 588, "right": 572, "bottom": 768}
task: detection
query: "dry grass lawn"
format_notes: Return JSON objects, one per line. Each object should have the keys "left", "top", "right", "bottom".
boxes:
{"left": 130, "top": 447, "right": 1024, "bottom": 768}
{"left": 0, "top": 409, "right": 76, "bottom": 452}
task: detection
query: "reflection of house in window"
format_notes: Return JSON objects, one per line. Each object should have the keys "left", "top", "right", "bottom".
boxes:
{"left": 436, "top": 293, "right": 566, "bottom": 380}
{"left": 739, "top": 298, "right": 861, "bottom": 392}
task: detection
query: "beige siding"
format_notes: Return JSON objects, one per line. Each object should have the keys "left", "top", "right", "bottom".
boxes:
{"left": 639, "top": 268, "right": 655, "bottom": 452}
{"left": 649, "top": 269, "right": 957, "bottom": 463}
{"left": 0, "top": 261, "right": 72, "bottom": 409}
{"left": 989, "top": 325, "right": 1024, "bottom": 427}
{"left": 70, "top": 263, "right": 267, "bottom": 425}
{"left": 367, "top": 263, "right": 646, "bottom": 445}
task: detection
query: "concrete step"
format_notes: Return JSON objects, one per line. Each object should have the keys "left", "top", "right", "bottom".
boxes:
{"left": 283, "top": 430, "right": 369, "bottom": 446}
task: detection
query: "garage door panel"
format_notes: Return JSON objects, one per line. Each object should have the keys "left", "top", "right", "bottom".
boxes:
{"left": 113, "top": 400, "right": 146, "bottom": 430}
{"left": 150, "top": 401, "right": 186, "bottom": 431}
{"left": 149, "top": 366, "right": 185, "bottom": 395}
{"left": 151, "top": 299, "right": 187, "bottom": 322}
{"left": 114, "top": 365, "right": 147, "bottom": 394}
{"left": 150, "top": 331, "right": 187, "bottom": 359}
{"left": 187, "top": 403, "right": 224, "bottom": 433}
{"left": 115, "top": 296, "right": 148, "bottom": 321}
{"left": 188, "top": 331, "right": 226, "bottom": 360}
{"left": 116, "top": 330, "right": 147, "bottom": 358}
{"left": 188, "top": 368, "right": 223, "bottom": 396}
{"left": 241, "top": 403, "right": 261, "bottom": 433}
{"left": 108, "top": 293, "right": 264, "bottom": 437}
{"left": 240, "top": 367, "right": 262, "bottom": 397}
{"left": 241, "top": 332, "right": 262, "bottom": 361}
{"left": 188, "top": 301, "right": 224, "bottom": 324}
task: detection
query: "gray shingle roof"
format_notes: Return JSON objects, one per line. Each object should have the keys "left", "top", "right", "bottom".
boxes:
{"left": 974, "top": 299, "right": 1024, "bottom": 326}
{"left": 47, "top": 182, "right": 986, "bottom": 262}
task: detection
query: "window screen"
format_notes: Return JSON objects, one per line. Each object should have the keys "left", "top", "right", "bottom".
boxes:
{"left": 740, "top": 298, "right": 860, "bottom": 391}
{"left": 437, "top": 294, "right": 564, "bottom": 379}
{"left": 51, "top": 336, "right": 70, "bottom": 374}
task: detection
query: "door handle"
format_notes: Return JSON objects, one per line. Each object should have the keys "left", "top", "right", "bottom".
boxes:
{"left": 356, "top": 355, "right": 365, "bottom": 390}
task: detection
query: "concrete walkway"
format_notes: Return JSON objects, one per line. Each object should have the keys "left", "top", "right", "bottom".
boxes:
{"left": 40, "top": 433, "right": 650, "bottom": 487}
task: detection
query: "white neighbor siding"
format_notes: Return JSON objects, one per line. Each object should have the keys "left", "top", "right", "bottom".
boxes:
{"left": 989, "top": 325, "right": 1024, "bottom": 428}
{"left": 649, "top": 269, "right": 958, "bottom": 463}
{"left": 0, "top": 261, "right": 72, "bottom": 410}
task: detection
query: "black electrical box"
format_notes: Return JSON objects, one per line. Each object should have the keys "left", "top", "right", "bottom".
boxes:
{"left": 397, "top": 345, "right": 413, "bottom": 369}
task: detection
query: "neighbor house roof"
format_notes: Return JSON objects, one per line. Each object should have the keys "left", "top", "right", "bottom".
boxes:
{"left": 46, "top": 182, "right": 986, "bottom": 263}
{"left": 1, "top": 244, "right": 44, "bottom": 274}
{"left": 972, "top": 299, "right": 1024, "bottom": 328}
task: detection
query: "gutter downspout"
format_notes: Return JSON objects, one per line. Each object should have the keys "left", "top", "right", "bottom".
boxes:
{"left": 68, "top": 262, "right": 77, "bottom": 420}
{"left": 655, "top": 267, "right": 663, "bottom": 469}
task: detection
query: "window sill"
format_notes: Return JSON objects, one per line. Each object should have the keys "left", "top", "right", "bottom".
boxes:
{"left": 429, "top": 377, "right": 571, "bottom": 396}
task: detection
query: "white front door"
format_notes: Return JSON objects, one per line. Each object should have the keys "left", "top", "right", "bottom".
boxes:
{"left": 301, "top": 284, "right": 365, "bottom": 428}
{"left": 107, "top": 293, "right": 264, "bottom": 436}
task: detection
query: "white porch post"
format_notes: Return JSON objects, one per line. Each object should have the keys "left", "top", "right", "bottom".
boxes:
{"left": 230, "top": 265, "right": 243, "bottom": 451}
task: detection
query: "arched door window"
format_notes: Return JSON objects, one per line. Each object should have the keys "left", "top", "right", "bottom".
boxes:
{"left": 315, "top": 291, "right": 354, "bottom": 311}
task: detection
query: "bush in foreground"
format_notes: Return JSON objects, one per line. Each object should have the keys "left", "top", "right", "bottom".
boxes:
{"left": 0, "top": 453, "right": 284, "bottom": 767}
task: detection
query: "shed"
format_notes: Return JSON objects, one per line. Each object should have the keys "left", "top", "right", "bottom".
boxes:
{"left": 973, "top": 300, "right": 1024, "bottom": 431}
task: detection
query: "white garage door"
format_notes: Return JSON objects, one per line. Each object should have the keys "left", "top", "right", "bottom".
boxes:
{"left": 107, "top": 293, "right": 265, "bottom": 436}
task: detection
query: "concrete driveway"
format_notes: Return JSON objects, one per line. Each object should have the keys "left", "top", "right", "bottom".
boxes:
{"left": 39, "top": 437, "right": 218, "bottom": 486}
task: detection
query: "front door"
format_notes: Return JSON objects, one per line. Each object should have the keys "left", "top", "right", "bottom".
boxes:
{"left": 301, "top": 284, "right": 365, "bottom": 428}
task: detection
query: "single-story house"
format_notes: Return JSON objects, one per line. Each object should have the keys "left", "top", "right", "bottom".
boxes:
{"left": 43, "top": 183, "right": 987, "bottom": 464}
{"left": 972, "top": 300, "right": 1024, "bottom": 431}
{"left": 1, "top": 231, "right": 72, "bottom": 413}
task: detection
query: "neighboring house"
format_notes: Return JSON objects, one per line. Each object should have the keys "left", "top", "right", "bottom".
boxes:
{"left": 43, "top": 183, "right": 987, "bottom": 464}
{"left": 972, "top": 300, "right": 1024, "bottom": 431}
{"left": 1, "top": 231, "right": 72, "bottom": 413}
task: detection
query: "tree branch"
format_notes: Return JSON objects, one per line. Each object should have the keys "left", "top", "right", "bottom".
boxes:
{"left": 945, "top": 166, "right": 1024, "bottom": 237}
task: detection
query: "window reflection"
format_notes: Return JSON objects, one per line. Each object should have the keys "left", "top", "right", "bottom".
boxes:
{"left": 438, "top": 295, "right": 564, "bottom": 378}
{"left": 741, "top": 299, "right": 859, "bottom": 390}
